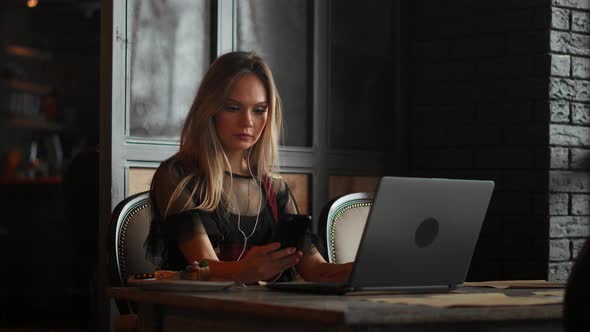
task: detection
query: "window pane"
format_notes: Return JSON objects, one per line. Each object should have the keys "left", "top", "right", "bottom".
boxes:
{"left": 128, "top": 0, "right": 211, "bottom": 139}
{"left": 128, "top": 167, "right": 156, "bottom": 196}
{"left": 329, "top": 175, "right": 380, "bottom": 200}
{"left": 282, "top": 173, "right": 310, "bottom": 215}
{"left": 330, "top": 0, "right": 396, "bottom": 150}
{"left": 236, "top": 0, "right": 311, "bottom": 147}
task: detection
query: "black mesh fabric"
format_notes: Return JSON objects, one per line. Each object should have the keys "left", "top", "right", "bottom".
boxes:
{"left": 144, "top": 155, "right": 318, "bottom": 282}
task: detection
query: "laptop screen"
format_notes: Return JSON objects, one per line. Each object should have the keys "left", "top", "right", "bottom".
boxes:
{"left": 349, "top": 177, "right": 494, "bottom": 291}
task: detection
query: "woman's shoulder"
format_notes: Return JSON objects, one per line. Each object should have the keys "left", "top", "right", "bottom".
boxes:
{"left": 265, "top": 174, "right": 289, "bottom": 193}
{"left": 152, "top": 154, "right": 198, "bottom": 189}
{"left": 265, "top": 175, "right": 296, "bottom": 203}
{"left": 150, "top": 155, "right": 201, "bottom": 216}
{"left": 155, "top": 155, "right": 194, "bottom": 178}
{"left": 265, "top": 174, "right": 300, "bottom": 214}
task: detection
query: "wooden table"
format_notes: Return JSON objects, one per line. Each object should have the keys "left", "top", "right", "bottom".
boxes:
{"left": 107, "top": 286, "right": 563, "bottom": 332}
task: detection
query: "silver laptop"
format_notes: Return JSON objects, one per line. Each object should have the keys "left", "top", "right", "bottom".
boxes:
{"left": 268, "top": 176, "right": 495, "bottom": 294}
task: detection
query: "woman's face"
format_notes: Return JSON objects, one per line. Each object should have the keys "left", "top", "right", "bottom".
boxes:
{"left": 214, "top": 73, "right": 269, "bottom": 154}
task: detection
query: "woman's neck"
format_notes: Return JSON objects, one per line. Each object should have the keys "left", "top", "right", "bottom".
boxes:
{"left": 225, "top": 150, "right": 250, "bottom": 176}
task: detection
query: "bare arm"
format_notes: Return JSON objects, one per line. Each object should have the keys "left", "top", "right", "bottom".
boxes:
{"left": 178, "top": 225, "right": 301, "bottom": 283}
{"left": 296, "top": 250, "right": 353, "bottom": 282}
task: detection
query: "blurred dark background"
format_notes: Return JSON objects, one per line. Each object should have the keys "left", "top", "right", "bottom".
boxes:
{"left": 0, "top": 0, "right": 99, "bottom": 329}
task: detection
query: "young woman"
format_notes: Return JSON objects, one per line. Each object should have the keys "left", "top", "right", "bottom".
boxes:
{"left": 146, "top": 51, "right": 352, "bottom": 283}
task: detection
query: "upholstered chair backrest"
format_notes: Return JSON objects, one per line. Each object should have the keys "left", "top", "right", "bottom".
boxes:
{"left": 324, "top": 192, "right": 374, "bottom": 264}
{"left": 110, "top": 191, "right": 155, "bottom": 314}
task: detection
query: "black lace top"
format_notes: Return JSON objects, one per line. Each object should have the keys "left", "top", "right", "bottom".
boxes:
{"left": 144, "top": 155, "right": 311, "bottom": 281}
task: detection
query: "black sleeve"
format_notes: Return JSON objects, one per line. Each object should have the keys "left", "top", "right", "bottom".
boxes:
{"left": 161, "top": 210, "right": 204, "bottom": 243}
{"left": 145, "top": 158, "right": 206, "bottom": 263}
{"left": 158, "top": 210, "right": 204, "bottom": 269}
{"left": 151, "top": 158, "right": 195, "bottom": 218}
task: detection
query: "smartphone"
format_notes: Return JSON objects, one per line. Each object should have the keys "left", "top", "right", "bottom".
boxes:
{"left": 276, "top": 214, "right": 311, "bottom": 251}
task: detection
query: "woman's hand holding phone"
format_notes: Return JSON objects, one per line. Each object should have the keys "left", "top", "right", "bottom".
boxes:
{"left": 235, "top": 242, "right": 301, "bottom": 283}
{"left": 233, "top": 215, "right": 310, "bottom": 283}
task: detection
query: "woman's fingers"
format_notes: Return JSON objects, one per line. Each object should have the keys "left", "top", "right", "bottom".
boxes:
{"left": 242, "top": 245, "right": 303, "bottom": 280}
{"left": 261, "top": 249, "right": 300, "bottom": 273}
{"left": 268, "top": 247, "right": 297, "bottom": 260}
{"left": 243, "top": 242, "right": 279, "bottom": 259}
{"left": 274, "top": 251, "right": 301, "bottom": 271}
{"left": 253, "top": 242, "right": 281, "bottom": 255}
{"left": 250, "top": 243, "right": 297, "bottom": 260}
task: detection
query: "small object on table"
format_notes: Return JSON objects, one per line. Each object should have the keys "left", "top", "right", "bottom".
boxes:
{"left": 134, "top": 272, "right": 155, "bottom": 280}
{"left": 154, "top": 270, "right": 180, "bottom": 280}
{"left": 180, "top": 260, "right": 211, "bottom": 281}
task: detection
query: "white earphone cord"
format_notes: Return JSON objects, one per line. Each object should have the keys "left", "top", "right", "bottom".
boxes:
{"left": 235, "top": 151, "right": 286, "bottom": 284}
{"left": 236, "top": 150, "right": 262, "bottom": 261}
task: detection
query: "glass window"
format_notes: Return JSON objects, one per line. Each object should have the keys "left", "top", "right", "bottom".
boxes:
{"left": 236, "top": 0, "right": 311, "bottom": 147}
{"left": 128, "top": 167, "right": 156, "bottom": 196}
{"left": 329, "top": 175, "right": 380, "bottom": 200}
{"left": 329, "top": 0, "right": 396, "bottom": 150}
{"left": 128, "top": 0, "right": 211, "bottom": 139}
{"left": 282, "top": 173, "right": 310, "bottom": 215}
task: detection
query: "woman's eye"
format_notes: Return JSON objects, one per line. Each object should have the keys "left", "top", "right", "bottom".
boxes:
{"left": 224, "top": 105, "right": 240, "bottom": 112}
{"left": 254, "top": 107, "right": 267, "bottom": 113}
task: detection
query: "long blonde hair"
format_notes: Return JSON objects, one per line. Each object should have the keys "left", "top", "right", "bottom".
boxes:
{"left": 164, "top": 51, "right": 283, "bottom": 217}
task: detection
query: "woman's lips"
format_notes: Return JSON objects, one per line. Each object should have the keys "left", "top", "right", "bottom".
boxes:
{"left": 236, "top": 133, "right": 253, "bottom": 140}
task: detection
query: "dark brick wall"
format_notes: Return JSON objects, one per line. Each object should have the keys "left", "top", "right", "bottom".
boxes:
{"left": 407, "top": 0, "right": 552, "bottom": 280}
{"left": 549, "top": 0, "right": 590, "bottom": 281}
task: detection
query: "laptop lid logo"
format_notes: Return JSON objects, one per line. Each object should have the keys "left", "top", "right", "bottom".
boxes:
{"left": 415, "top": 217, "right": 439, "bottom": 248}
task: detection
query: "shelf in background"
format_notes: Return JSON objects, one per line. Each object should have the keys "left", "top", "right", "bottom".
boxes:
{"left": 2, "top": 117, "right": 64, "bottom": 131}
{"left": 2, "top": 79, "right": 51, "bottom": 94}
{"left": 5, "top": 44, "right": 52, "bottom": 61}
{"left": 0, "top": 176, "right": 62, "bottom": 185}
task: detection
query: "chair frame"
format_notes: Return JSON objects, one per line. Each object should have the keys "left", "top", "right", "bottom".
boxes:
{"left": 109, "top": 191, "right": 150, "bottom": 314}
{"left": 324, "top": 192, "right": 374, "bottom": 263}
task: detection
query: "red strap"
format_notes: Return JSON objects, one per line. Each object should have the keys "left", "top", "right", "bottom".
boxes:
{"left": 263, "top": 178, "right": 278, "bottom": 224}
